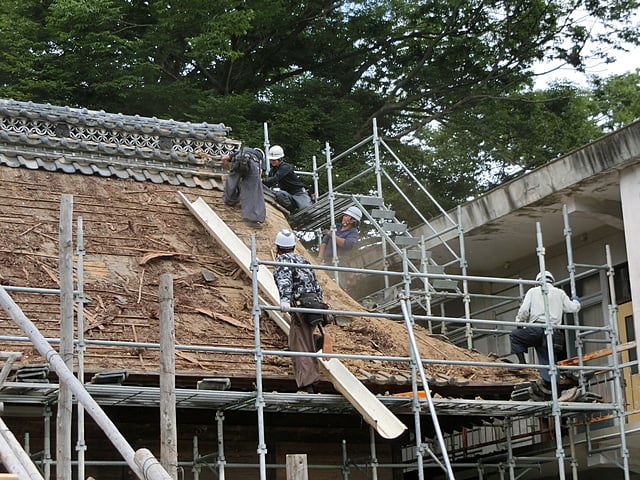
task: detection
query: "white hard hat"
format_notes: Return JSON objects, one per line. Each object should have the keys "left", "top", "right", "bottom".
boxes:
{"left": 536, "top": 270, "right": 555, "bottom": 283}
{"left": 344, "top": 206, "right": 362, "bottom": 222}
{"left": 267, "top": 145, "right": 285, "bottom": 160}
{"left": 275, "top": 229, "right": 296, "bottom": 248}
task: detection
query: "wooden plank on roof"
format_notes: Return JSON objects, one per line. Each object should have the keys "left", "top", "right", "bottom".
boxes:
{"left": 320, "top": 358, "right": 407, "bottom": 439}
{"left": 558, "top": 341, "right": 636, "bottom": 366}
{"left": 177, "top": 192, "right": 289, "bottom": 334}
{"left": 179, "top": 191, "right": 407, "bottom": 439}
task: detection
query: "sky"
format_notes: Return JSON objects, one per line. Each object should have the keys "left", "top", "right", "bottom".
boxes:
{"left": 534, "top": 10, "right": 640, "bottom": 89}
{"left": 535, "top": 47, "right": 639, "bottom": 88}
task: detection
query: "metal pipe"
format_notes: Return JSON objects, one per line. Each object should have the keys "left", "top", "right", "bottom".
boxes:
{"left": 368, "top": 425, "right": 378, "bottom": 480}
{"left": 605, "top": 244, "right": 631, "bottom": 480}
{"left": 325, "top": 141, "right": 340, "bottom": 284}
{"left": 534, "top": 223, "right": 567, "bottom": 479}
{"left": 215, "top": 411, "right": 226, "bottom": 480}
{"left": 250, "top": 236, "right": 268, "bottom": 480}
{"left": 341, "top": 439, "right": 349, "bottom": 480}
{"left": 0, "top": 287, "right": 172, "bottom": 480}
{"left": 0, "top": 417, "right": 44, "bottom": 479}
{"left": 399, "top": 254, "right": 455, "bottom": 479}
{"left": 75, "top": 216, "right": 87, "bottom": 480}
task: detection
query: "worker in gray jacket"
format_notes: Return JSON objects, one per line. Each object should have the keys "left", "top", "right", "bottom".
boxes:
{"left": 510, "top": 270, "right": 581, "bottom": 385}
{"left": 221, "top": 146, "right": 266, "bottom": 227}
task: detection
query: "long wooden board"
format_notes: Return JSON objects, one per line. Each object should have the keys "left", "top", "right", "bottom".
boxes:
{"left": 178, "top": 192, "right": 407, "bottom": 439}
{"left": 558, "top": 341, "right": 637, "bottom": 366}
{"left": 319, "top": 358, "right": 407, "bottom": 439}
{"left": 178, "top": 192, "right": 289, "bottom": 333}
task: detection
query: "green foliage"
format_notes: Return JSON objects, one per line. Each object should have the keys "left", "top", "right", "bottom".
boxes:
{"left": 409, "top": 84, "right": 605, "bottom": 207}
{"left": 590, "top": 70, "right": 640, "bottom": 131}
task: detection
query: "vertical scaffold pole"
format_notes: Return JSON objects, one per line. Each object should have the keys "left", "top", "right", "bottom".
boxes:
{"left": 263, "top": 122, "right": 271, "bottom": 175}
{"left": 250, "top": 235, "right": 268, "bottom": 480}
{"left": 75, "top": 217, "right": 87, "bottom": 480}
{"left": 216, "top": 411, "right": 226, "bottom": 480}
{"left": 457, "top": 206, "right": 472, "bottom": 350}
{"left": 535, "top": 222, "right": 566, "bottom": 480}
{"left": 325, "top": 142, "right": 339, "bottom": 284}
{"left": 58, "top": 195, "right": 73, "bottom": 480}
{"left": 400, "top": 252, "right": 455, "bottom": 480}
{"left": 368, "top": 425, "right": 378, "bottom": 480}
{"left": 372, "top": 119, "right": 390, "bottom": 292}
{"left": 562, "top": 206, "right": 588, "bottom": 389}
{"left": 605, "top": 245, "right": 631, "bottom": 480}
{"left": 341, "top": 440, "right": 349, "bottom": 480}
{"left": 192, "top": 435, "right": 200, "bottom": 480}
{"left": 311, "top": 155, "right": 319, "bottom": 204}
{"left": 505, "top": 417, "right": 515, "bottom": 480}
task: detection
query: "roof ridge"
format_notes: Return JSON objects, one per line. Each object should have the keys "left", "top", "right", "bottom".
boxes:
{"left": 0, "top": 98, "right": 240, "bottom": 189}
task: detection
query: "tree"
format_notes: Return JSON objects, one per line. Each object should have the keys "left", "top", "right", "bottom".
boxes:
{"left": 590, "top": 70, "right": 640, "bottom": 131}
{"left": 1, "top": 0, "right": 639, "bottom": 207}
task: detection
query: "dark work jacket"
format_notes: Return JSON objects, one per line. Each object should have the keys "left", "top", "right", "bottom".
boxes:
{"left": 263, "top": 161, "right": 306, "bottom": 195}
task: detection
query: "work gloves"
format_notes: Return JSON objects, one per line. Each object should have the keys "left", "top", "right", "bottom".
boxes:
{"left": 280, "top": 300, "right": 291, "bottom": 312}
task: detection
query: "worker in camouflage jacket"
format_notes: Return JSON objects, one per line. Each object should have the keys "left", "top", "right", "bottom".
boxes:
{"left": 273, "top": 229, "right": 326, "bottom": 393}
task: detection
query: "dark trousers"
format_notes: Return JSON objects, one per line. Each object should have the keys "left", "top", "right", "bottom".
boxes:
{"left": 510, "top": 326, "right": 563, "bottom": 383}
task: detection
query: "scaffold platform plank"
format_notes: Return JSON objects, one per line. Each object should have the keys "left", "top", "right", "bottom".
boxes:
{"left": 0, "top": 382, "right": 615, "bottom": 419}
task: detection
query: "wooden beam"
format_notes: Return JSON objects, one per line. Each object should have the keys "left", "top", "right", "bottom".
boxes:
{"left": 558, "top": 341, "right": 636, "bottom": 366}
{"left": 159, "top": 274, "right": 178, "bottom": 478}
{"left": 178, "top": 192, "right": 289, "bottom": 334}
{"left": 179, "top": 192, "right": 407, "bottom": 439}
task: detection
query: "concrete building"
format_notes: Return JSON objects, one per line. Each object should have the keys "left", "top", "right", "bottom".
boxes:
{"left": 349, "top": 118, "right": 640, "bottom": 478}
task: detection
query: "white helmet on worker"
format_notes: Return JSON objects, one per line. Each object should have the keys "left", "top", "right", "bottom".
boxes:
{"left": 267, "top": 145, "right": 285, "bottom": 160}
{"left": 536, "top": 270, "right": 555, "bottom": 284}
{"left": 344, "top": 206, "right": 362, "bottom": 222}
{"left": 275, "top": 229, "right": 296, "bottom": 248}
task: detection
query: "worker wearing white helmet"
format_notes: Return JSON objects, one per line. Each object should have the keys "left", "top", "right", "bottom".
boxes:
{"left": 317, "top": 205, "right": 362, "bottom": 262}
{"left": 509, "top": 270, "right": 581, "bottom": 387}
{"left": 316, "top": 206, "right": 362, "bottom": 290}
{"left": 263, "top": 145, "right": 312, "bottom": 212}
{"left": 273, "top": 229, "right": 327, "bottom": 393}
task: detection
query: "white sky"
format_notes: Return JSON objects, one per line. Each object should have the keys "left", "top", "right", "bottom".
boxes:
{"left": 535, "top": 47, "right": 639, "bottom": 89}
{"left": 534, "top": 8, "right": 639, "bottom": 88}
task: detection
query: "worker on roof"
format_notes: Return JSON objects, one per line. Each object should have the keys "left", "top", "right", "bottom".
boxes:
{"left": 273, "top": 229, "right": 330, "bottom": 393}
{"left": 509, "top": 270, "right": 581, "bottom": 388}
{"left": 262, "top": 145, "right": 312, "bottom": 213}
{"left": 221, "top": 146, "right": 266, "bottom": 228}
{"left": 316, "top": 206, "right": 362, "bottom": 291}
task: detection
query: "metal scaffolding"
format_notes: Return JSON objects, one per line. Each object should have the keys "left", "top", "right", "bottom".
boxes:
{"left": 1, "top": 206, "right": 633, "bottom": 479}
{"left": 0, "top": 107, "right": 635, "bottom": 479}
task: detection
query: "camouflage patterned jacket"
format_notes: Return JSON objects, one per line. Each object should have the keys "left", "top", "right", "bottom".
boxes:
{"left": 273, "top": 252, "right": 324, "bottom": 303}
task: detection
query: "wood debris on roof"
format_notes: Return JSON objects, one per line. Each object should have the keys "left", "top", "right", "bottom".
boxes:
{"left": 0, "top": 99, "right": 533, "bottom": 396}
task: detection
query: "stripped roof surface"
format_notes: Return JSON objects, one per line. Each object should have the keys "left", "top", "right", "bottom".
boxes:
{"left": 0, "top": 98, "right": 530, "bottom": 396}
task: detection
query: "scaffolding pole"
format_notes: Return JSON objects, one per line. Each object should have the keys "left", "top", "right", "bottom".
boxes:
{"left": 75, "top": 216, "right": 87, "bottom": 480}
{"left": 250, "top": 236, "right": 269, "bottom": 480}
{"left": 400, "top": 252, "right": 455, "bottom": 479}
{"left": 0, "top": 287, "right": 173, "bottom": 480}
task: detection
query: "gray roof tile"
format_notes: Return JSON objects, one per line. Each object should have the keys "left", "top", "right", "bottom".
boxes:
{"left": 1, "top": 98, "right": 237, "bottom": 191}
